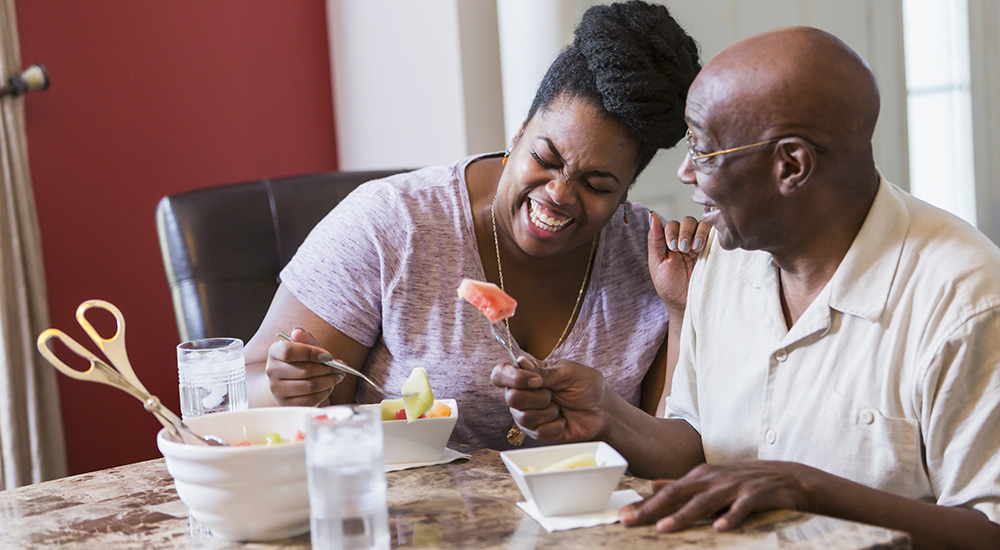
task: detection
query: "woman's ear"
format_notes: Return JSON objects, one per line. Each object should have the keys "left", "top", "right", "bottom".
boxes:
{"left": 774, "top": 138, "right": 815, "bottom": 196}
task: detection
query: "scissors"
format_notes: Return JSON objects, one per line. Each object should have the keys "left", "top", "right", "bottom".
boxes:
{"left": 36, "top": 299, "right": 226, "bottom": 446}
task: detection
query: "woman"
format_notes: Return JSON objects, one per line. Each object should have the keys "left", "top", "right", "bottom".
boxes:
{"left": 244, "top": 0, "right": 705, "bottom": 449}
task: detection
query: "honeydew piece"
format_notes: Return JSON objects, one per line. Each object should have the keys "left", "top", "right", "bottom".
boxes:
{"left": 401, "top": 367, "right": 434, "bottom": 423}
{"left": 457, "top": 278, "right": 517, "bottom": 323}
{"left": 542, "top": 452, "right": 597, "bottom": 472}
{"left": 380, "top": 398, "right": 406, "bottom": 421}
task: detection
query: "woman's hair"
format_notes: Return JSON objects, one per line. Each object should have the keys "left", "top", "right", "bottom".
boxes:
{"left": 525, "top": 0, "right": 701, "bottom": 178}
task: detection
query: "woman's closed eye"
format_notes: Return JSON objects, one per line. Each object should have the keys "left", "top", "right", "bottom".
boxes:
{"left": 530, "top": 150, "right": 560, "bottom": 170}
{"left": 583, "top": 179, "right": 615, "bottom": 195}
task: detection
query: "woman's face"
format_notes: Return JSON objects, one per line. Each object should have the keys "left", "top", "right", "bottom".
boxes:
{"left": 498, "top": 95, "right": 639, "bottom": 258}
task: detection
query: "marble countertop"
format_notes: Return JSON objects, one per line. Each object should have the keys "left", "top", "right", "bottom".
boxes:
{"left": 0, "top": 446, "right": 910, "bottom": 549}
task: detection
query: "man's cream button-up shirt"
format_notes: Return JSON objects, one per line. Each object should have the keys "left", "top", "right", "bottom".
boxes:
{"left": 665, "top": 177, "right": 1000, "bottom": 524}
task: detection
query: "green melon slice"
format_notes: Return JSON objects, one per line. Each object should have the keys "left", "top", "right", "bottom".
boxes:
{"left": 380, "top": 398, "right": 406, "bottom": 421}
{"left": 542, "top": 452, "right": 597, "bottom": 472}
{"left": 401, "top": 367, "right": 435, "bottom": 423}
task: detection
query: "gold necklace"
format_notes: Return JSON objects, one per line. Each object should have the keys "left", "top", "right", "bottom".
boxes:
{"left": 490, "top": 195, "right": 597, "bottom": 359}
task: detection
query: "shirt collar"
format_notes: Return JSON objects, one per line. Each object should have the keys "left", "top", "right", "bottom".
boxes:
{"left": 748, "top": 173, "right": 907, "bottom": 324}
{"left": 825, "top": 173, "right": 908, "bottom": 322}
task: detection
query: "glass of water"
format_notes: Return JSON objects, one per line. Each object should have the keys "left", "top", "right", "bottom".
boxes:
{"left": 177, "top": 337, "right": 248, "bottom": 420}
{"left": 307, "top": 406, "right": 389, "bottom": 550}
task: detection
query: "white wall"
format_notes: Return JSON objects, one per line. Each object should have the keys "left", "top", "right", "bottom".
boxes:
{"left": 969, "top": 0, "right": 1000, "bottom": 243}
{"left": 326, "top": 0, "right": 504, "bottom": 170}
{"left": 329, "top": 0, "right": 992, "bottom": 230}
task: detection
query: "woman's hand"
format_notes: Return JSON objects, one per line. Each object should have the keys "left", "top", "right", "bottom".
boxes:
{"left": 490, "top": 357, "right": 609, "bottom": 443}
{"left": 648, "top": 214, "right": 711, "bottom": 312}
{"left": 264, "top": 327, "right": 345, "bottom": 407}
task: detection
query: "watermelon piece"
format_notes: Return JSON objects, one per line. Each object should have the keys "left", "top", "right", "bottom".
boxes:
{"left": 457, "top": 278, "right": 517, "bottom": 323}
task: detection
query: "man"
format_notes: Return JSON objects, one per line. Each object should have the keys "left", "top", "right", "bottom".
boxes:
{"left": 491, "top": 27, "right": 1000, "bottom": 548}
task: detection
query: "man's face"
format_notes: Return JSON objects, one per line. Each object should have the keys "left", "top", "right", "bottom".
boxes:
{"left": 678, "top": 79, "right": 780, "bottom": 252}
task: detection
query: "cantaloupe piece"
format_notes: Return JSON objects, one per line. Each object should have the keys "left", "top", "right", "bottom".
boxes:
{"left": 542, "top": 452, "right": 597, "bottom": 472}
{"left": 425, "top": 400, "right": 452, "bottom": 418}
{"left": 401, "top": 367, "right": 435, "bottom": 423}
{"left": 457, "top": 278, "right": 517, "bottom": 323}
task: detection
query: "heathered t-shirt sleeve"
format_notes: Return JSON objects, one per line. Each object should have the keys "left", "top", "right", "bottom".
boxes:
{"left": 280, "top": 178, "right": 408, "bottom": 348}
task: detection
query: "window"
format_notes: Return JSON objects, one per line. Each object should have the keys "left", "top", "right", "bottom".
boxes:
{"left": 902, "top": 0, "right": 976, "bottom": 225}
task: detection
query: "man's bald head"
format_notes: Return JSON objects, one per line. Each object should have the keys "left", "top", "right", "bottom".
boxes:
{"left": 691, "top": 27, "right": 880, "bottom": 153}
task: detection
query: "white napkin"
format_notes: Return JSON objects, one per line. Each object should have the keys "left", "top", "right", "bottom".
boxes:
{"left": 383, "top": 447, "right": 471, "bottom": 472}
{"left": 516, "top": 489, "right": 643, "bottom": 532}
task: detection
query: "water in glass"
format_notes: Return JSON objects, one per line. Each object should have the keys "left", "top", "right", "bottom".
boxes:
{"left": 177, "top": 337, "right": 248, "bottom": 420}
{"left": 307, "top": 406, "right": 389, "bottom": 550}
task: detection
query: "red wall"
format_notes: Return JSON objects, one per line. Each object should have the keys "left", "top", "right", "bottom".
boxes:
{"left": 15, "top": 1, "right": 338, "bottom": 475}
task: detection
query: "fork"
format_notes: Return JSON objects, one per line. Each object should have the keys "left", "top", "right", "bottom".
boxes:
{"left": 490, "top": 323, "right": 520, "bottom": 366}
{"left": 276, "top": 332, "right": 412, "bottom": 398}
{"left": 488, "top": 323, "right": 528, "bottom": 446}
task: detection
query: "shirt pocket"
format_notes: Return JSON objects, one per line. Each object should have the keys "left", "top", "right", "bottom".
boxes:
{"left": 803, "top": 389, "right": 923, "bottom": 497}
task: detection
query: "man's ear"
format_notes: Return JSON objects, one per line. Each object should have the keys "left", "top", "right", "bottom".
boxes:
{"left": 774, "top": 138, "right": 815, "bottom": 196}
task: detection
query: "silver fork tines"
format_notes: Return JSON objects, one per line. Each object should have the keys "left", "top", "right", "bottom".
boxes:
{"left": 490, "top": 323, "right": 520, "bottom": 366}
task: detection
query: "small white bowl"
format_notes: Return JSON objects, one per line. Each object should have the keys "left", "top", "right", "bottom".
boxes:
{"left": 156, "top": 407, "right": 315, "bottom": 541}
{"left": 500, "top": 441, "right": 628, "bottom": 516}
{"left": 358, "top": 398, "right": 458, "bottom": 464}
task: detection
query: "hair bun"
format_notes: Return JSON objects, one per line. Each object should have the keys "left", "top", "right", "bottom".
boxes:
{"left": 573, "top": 1, "right": 700, "bottom": 148}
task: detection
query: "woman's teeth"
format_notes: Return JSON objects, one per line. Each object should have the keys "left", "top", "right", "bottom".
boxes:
{"left": 529, "top": 199, "right": 571, "bottom": 232}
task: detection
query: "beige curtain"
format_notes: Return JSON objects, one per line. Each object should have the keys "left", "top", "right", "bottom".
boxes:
{"left": 0, "top": 0, "right": 67, "bottom": 488}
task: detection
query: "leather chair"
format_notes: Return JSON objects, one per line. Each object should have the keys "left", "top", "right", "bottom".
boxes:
{"left": 156, "top": 169, "right": 408, "bottom": 343}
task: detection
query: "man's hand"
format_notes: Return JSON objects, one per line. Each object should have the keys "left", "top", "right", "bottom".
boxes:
{"left": 620, "top": 460, "right": 813, "bottom": 532}
{"left": 490, "top": 358, "right": 609, "bottom": 443}
{"left": 648, "top": 214, "right": 711, "bottom": 312}
{"left": 265, "top": 327, "right": 345, "bottom": 406}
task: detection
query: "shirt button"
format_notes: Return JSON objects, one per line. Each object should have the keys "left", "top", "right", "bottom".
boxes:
{"left": 859, "top": 409, "right": 875, "bottom": 425}
{"left": 774, "top": 349, "right": 788, "bottom": 362}
{"left": 765, "top": 429, "right": 777, "bottom": 444}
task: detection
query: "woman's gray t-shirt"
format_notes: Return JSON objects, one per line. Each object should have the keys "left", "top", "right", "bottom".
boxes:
{"left": 280, "top": 155, "right": 669, "bottom": 449}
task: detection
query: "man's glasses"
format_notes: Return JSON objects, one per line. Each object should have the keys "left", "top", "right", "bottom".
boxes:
{"left": 685, "top": 129, "right": 781, "bottom": 170}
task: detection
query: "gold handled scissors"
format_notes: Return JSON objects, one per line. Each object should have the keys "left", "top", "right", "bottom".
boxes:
{"left": 36, "top": 299, "right": 226, "bottom": 446}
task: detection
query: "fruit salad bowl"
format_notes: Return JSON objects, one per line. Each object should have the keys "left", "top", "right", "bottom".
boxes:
{"left": 156, "top": 407, "right": 315, "bottom": 541}
{"left": 359, "top": 398, "right": 458, "bottom": 463}
{"left": 500, "top": 441, "right": 628, "bottom": 516}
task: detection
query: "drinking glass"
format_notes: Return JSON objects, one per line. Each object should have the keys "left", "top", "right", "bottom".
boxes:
{"left": 177, "top": 337, "right": 248, "bottom": 420}
{"left": 307, "top": 406, "right": 389, "bottom": 550}
{"left": 176, "top": 337, "right": 249, "bottom": 541}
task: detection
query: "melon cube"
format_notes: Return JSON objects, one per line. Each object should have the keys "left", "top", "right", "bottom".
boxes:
{"left": 457, "top": 278, "right": 517, "bottom": 323}
{"left": 425, "top": 400, "right": 452, "bottom": 418}
{"left": 380, "top": 398, "right": 406, "bottom": 421}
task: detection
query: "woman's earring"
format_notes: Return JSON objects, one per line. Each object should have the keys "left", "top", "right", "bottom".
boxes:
{"left": 623, "top": 205, "right": 629, "bottom": 224}
{"left": 502, "top": 141, "right": 513, "bottom": 166}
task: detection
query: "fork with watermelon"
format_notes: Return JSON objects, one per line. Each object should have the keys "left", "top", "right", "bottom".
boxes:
{"left": 457, "top": 278, "right": 527, "bottom": 445}
{"left": 457, "top": 279, "right": 519, "bottom": 365}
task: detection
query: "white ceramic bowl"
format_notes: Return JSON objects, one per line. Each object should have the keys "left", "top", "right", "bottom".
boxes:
{"left": 156, "top": 407, "right": 315, "bottom": 541}
{"left": 500, "top": 441, "right": 628, "bottom": 516}
{"left": 358, "top": 398, "right": 458, "bottom": 464}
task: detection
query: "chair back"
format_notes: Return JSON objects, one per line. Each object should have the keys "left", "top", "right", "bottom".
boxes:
{"left": 156, "top": 169, "right": 407, "bottom": 343}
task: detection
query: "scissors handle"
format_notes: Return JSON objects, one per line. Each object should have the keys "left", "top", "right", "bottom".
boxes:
{"left": 37, "top": 329, "right": 146, "bottom": 397}
{"left": 74, "top": 299, "right": 150, "bottom": 395}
